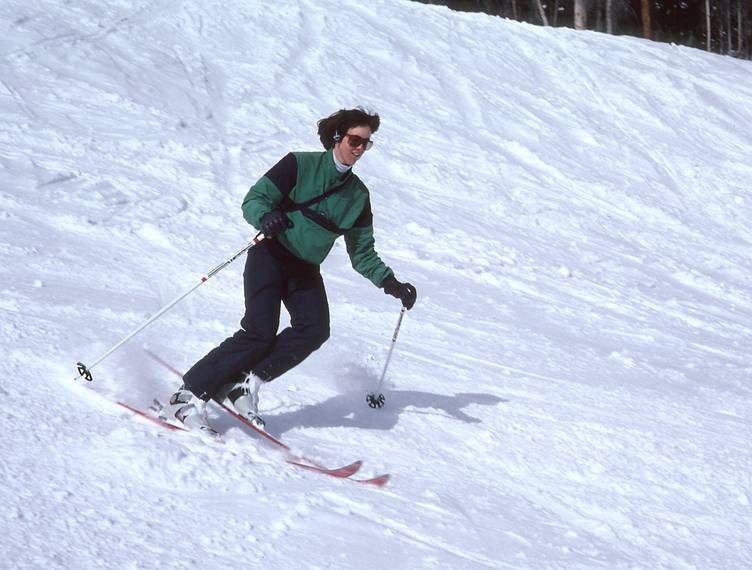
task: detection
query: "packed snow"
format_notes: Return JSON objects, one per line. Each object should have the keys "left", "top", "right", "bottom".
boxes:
{"left": 1, "top": 0, "right": 751, "bottom": 568}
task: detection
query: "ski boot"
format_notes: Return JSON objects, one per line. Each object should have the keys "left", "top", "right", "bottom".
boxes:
{"left": 216, "top": 373, "right": 266, "bottom": 429}
{"left": 159, "top": 385, "right": 219, "bottom": 438}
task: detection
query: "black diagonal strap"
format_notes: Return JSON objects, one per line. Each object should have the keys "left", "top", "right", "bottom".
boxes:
{"left": 279, "top": 172, "right": 353, "bottom": 213}
{"left": 300, "top": 208, "right": 347, "bottom": 235}
{"left": 277, "top": 172, "right": 355, "bottom": 235}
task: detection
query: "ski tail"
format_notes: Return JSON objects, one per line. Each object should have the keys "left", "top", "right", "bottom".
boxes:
{"left": 116, "top": 401, "right": 188, "bottom": 432}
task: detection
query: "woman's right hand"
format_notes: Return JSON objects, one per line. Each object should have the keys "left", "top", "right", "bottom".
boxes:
{"left": 260, "top": 211, "right": 293, "bottom": 238}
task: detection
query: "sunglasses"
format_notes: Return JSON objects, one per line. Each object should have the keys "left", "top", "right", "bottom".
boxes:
{"left": 344, "top": 133, "right": 374, "bottom": 151}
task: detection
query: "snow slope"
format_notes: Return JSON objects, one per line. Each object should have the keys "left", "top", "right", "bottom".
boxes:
{"left": 1, "top": 0, "right": 751, "bottom": 568}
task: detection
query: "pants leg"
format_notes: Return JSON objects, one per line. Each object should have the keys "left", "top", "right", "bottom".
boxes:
{"left": 252, "top": 266, "right": 330, "bottom": 381}
{"left": 183, "top": 242, "right": 283, "bottom": 399}
{"left": 183, "top": 240, "right": 330, "bottom": 399}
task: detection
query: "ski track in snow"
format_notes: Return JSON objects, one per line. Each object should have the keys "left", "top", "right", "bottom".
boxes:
{"left": 1, "top": 0, "right": 752, "bottom": 568}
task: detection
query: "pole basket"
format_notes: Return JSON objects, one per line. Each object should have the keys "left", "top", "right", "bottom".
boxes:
{"left": 77, "top": 362, "right": 93, "bottom": 381}
{"left": 367, "top": 393, "right": 386, "bottom": 409}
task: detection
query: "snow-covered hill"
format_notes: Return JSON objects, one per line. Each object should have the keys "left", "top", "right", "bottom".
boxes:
{"left": 1, "top": 0, "right": 751, "bottom": 568}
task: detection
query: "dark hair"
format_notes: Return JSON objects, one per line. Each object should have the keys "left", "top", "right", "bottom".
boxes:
{"left": 317, "top": 107, "right": 380, "bottom": 150}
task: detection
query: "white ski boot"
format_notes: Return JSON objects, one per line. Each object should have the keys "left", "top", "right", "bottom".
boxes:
{"left": 160, "top": 385, "right": 219, "bottom": 438}
{"left": 216, "top": 373, "right": 266, "bottom": 429}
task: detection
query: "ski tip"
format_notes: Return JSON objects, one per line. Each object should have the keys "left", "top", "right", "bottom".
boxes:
{"left": 360, "top": 473, "right": 391, "bottom": 487}
{"left": 337, "top": 460, "right": 363, "bottom": 477}
{"left": 286, "top": 459, "right": 361, "bottom": 478}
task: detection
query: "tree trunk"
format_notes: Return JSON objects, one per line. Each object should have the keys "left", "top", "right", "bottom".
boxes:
{"left": 706, "top": 0, "right": 712, "bottom": 51}
{"left": 606, "top": 0, "right": 613, "bottom": 34}
{"left": 574, "top": 0, "right": 587, "bottom": 30}
{"left": 533, "top": 0, "right": 549, "bottom": 26}
{"left": 738, "top": 0, "right": 743, "bottom": 53}
{"left": 720, "top": 0, "right": 726, "bottom": 53}
{"left": 726, "top": 0, "right": 732, "bottom": 53}
{"left": 641, "top": 0, "right": 652, "bottom": 39}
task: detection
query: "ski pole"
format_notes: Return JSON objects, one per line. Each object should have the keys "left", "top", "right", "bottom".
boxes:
{"left": 366, "top": 306, "right": 407, "bottom": 409}
{"left": 75, "top": 233, "right": 265, "bottom": 382}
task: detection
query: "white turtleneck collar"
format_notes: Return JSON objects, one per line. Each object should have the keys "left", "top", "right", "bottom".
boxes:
{"left": 332, "top": 151, "right": 352, "bottom": 174}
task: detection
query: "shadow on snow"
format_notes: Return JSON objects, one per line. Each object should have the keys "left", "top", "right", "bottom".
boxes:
{"left": 263, "top": 390, "right": 507, "bottom": 436}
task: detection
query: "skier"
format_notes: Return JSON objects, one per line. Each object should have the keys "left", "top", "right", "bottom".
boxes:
{"left": 161, "top": 108, "right": 417, "bottom": 431}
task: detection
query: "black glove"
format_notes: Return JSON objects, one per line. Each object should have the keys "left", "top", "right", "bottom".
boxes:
{"left": 260, "top": 211, "right": 293, "bottom": 238}
{"left": 381, "top": 274, "right": 417, "bottom": 310}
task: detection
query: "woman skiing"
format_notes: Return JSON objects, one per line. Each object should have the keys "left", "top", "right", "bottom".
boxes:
{"left": 161, "top": 108, "right": 417, "bottom": 432}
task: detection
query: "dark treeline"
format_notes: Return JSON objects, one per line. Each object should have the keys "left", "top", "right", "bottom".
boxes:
{"left": 412, "top": 1, "right": 752, "bottom": 60}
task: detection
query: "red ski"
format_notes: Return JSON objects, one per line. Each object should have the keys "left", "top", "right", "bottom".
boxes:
{"left": 117, "top": 400, "right": 223, "bottom": 440}
{"left": 218, "top": 400, "right": 390, "bottom": 487}
{"left": 145, "top": 349, "right": 391, "bottom": 487}
{"left": 117, "top": 399, "right": 368, "bottom": 479}
{"left": 116, "top": 401, "right": 188, "bottom": 432}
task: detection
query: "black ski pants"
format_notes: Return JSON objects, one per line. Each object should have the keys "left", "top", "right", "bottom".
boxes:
{"left": 183, "top": 239, "right": 330, "bottom": 400}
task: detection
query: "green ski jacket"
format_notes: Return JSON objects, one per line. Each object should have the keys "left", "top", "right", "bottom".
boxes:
{"left": 242, "top": 150, "right": 393, "bottom": 287}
